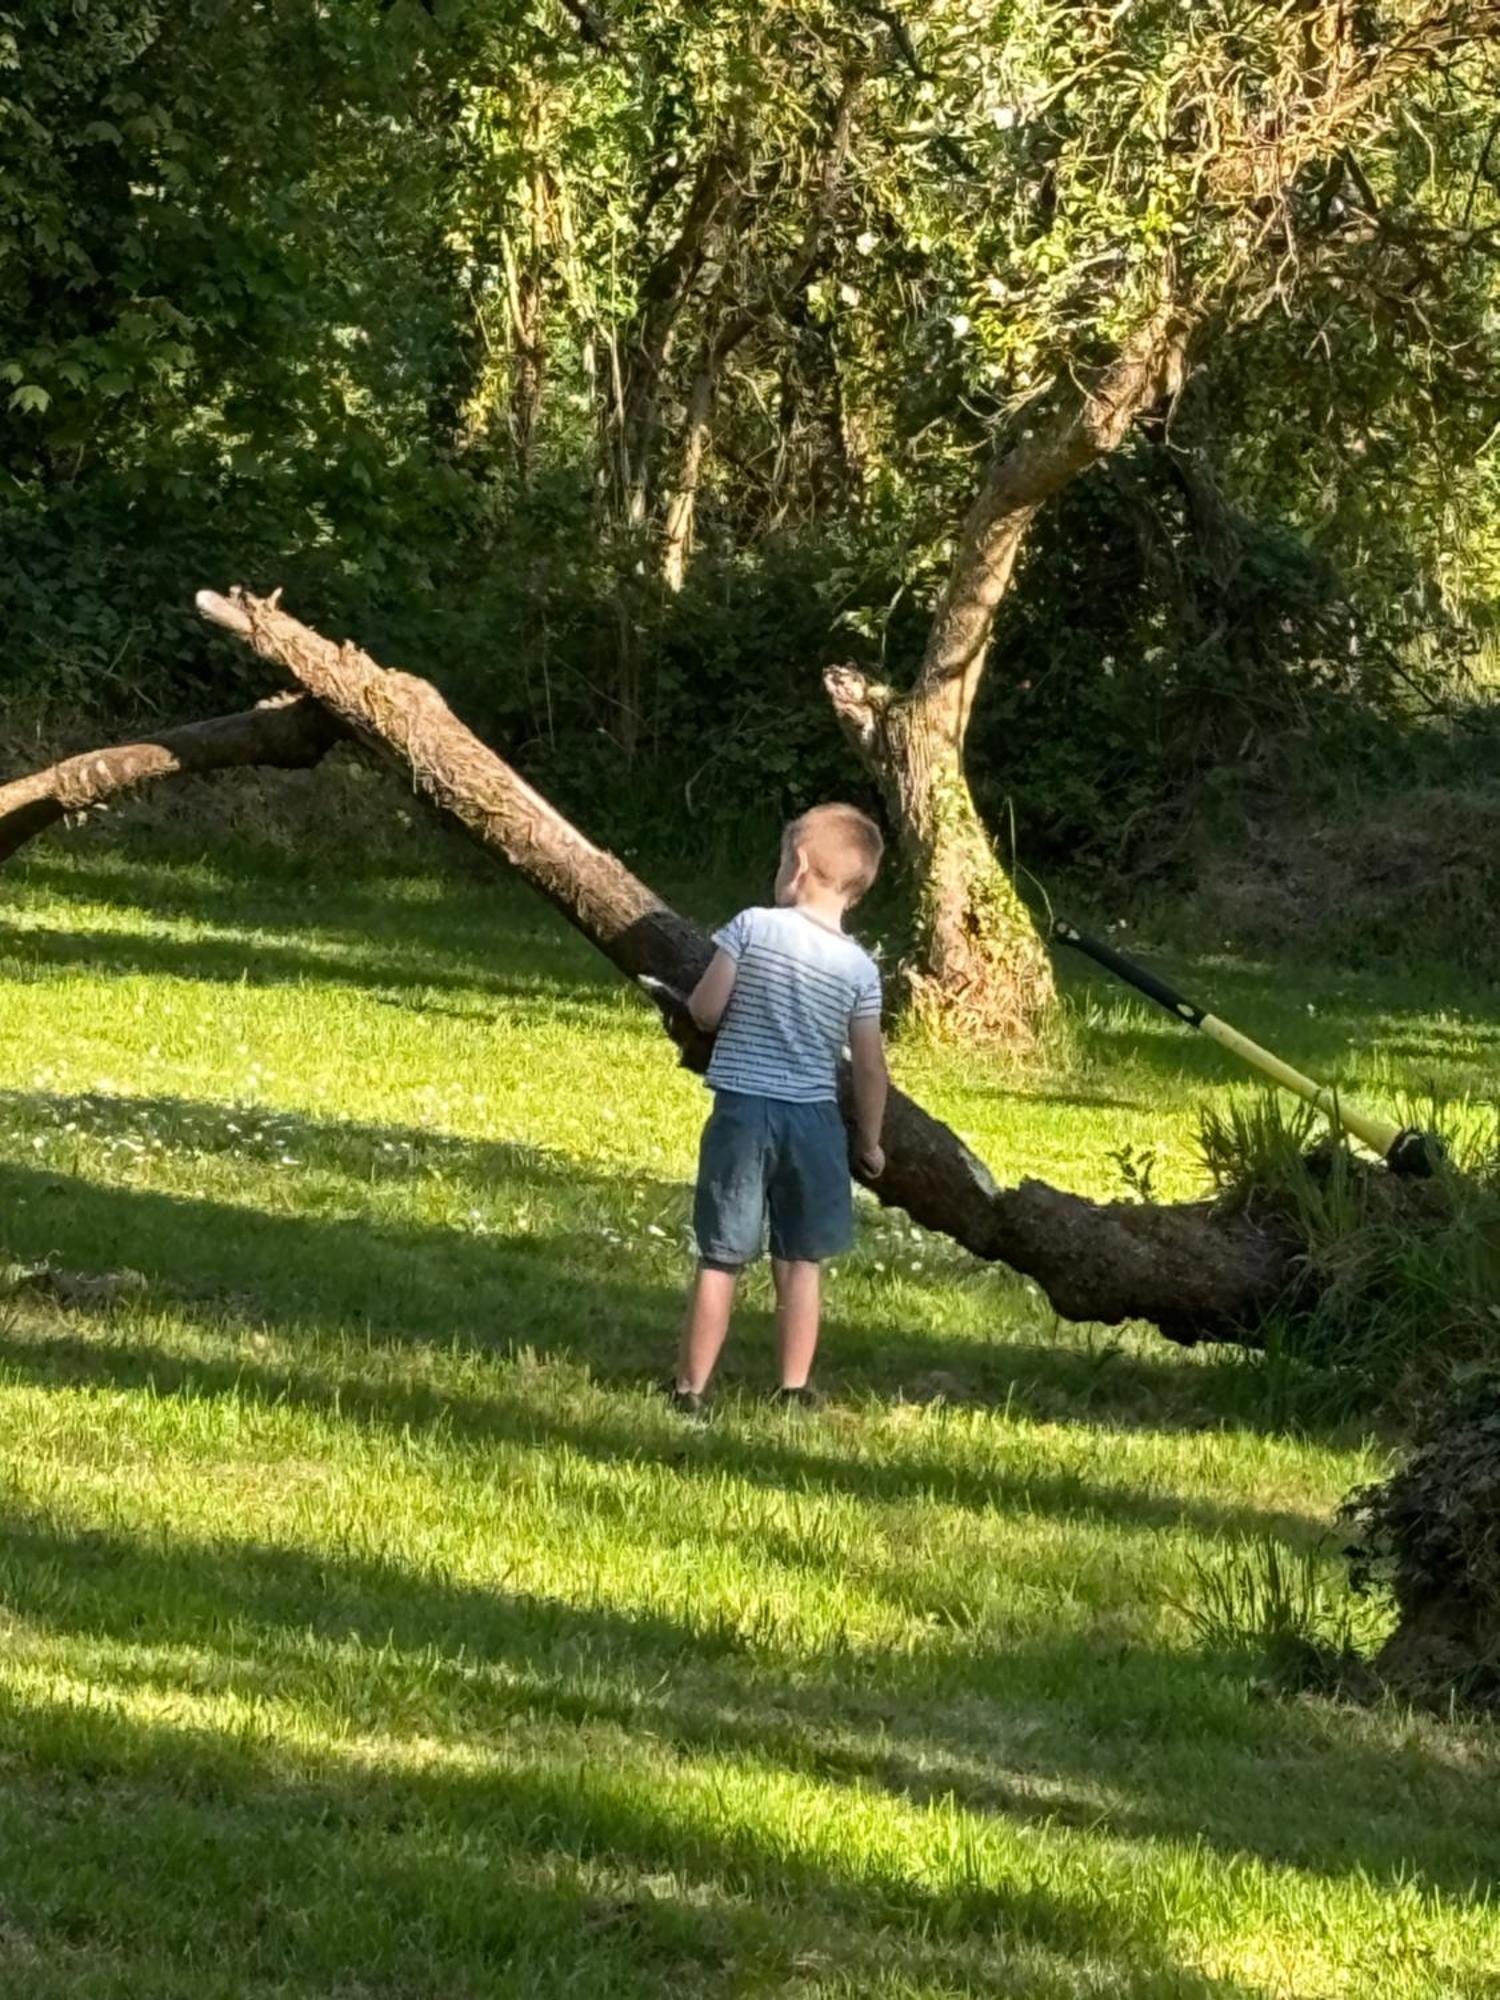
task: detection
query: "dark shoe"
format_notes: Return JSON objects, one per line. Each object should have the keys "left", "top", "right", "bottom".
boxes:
{"left": 659, "top": 1378, "right": 708, "bottom": 1420}
{"left": 771, "top": 1384, "right": 823, "bottom": 1412}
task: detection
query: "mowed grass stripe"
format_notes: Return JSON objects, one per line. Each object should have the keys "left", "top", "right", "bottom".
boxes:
{"left": 0, "top": 829, "right": 1494, "bottom": 1997}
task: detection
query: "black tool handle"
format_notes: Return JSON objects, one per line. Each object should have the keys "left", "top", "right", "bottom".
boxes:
{"left": 1052, "top": 920, "right": 1205, "bottom": 1028}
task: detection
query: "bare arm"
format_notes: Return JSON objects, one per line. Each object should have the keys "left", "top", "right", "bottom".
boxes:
{"left": 849, "top": 1016, "right": 888, "bottom": 1176}
{"left": 688, "top": 949, "right": 738, "bottom": 1031}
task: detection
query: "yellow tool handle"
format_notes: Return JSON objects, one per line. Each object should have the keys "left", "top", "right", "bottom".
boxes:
{"left": 1200, "top": 1016, "right": 1402, "bottom": 1158}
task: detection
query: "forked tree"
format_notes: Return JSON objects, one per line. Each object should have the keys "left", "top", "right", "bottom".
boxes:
{"left": 807, "top": 1, "right": 1499, "bottom": 1038}
{"left": 467, "top": 0, "right": 1500, "bottom": 1038}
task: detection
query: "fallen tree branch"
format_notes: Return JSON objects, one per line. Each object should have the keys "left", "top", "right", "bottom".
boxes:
{"left": 195, "top": 587, "right": 1298, "bottom": 1344}
{"left": 0, "top": 694, "right": 344, "bottom": 865}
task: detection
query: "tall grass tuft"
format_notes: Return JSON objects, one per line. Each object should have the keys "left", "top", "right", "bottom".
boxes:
{"left": 1197, "top": 1092, "right": 1500, "bottom": 1416}
{"left": 1178, "top": 1536, "right": 1386, "bottom": 1695}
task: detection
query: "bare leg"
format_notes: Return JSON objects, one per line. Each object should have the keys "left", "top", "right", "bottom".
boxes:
{"left": 675, "top": 1265, "right": 739, "bottom": 1394}
{"left": 772, "top": 1258, "right": 821, "bottom": 1389}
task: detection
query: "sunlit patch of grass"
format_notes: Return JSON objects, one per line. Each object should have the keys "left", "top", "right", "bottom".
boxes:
{"left": 0, "top": 829, "right": 1496, "bottom": 1996}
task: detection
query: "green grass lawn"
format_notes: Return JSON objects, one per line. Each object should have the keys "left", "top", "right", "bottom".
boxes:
{"left": 0, "top": 815, "right": 1496, "bottom": 1997}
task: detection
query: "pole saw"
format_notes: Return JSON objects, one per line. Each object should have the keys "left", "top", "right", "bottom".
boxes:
{"left": 1052, "top": 919, "right": 1439, "bottom": 1177}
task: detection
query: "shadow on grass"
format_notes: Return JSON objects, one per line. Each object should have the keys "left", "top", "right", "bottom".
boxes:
{"left": 0, "top": 1105, "right": 1491, "bottom": 1939}
{"left": 10, "top": 846, "right": 510, "bottom": 943}
{"left": 0, "top": 1087, "right": 1355, "bottom": 1454}
{"left": 0, "top": 921, "right": 628, "bottom": 1018}
{"left": 16, "top": 850, "right": 1499, "bottom": 1093}
{"left": 1060, "top": 957, "right": 1500, "bottom": 1099}
{"left": 0, "top": 1302, "right": 1317, "bottom": 1553}
{"left": 0, "top": 1079, "right": 1336, "bottom": 1547}
{"left": 961, "top": 1084, "right": 1153, "bottom": 1114}
{"left": 0, "top": 1090, "right": 653, "bottom": 1193}
{"left": 0, "top": 1497, "right": 1495, "bottom": 1941}
{"left": 4, "top": 847, "right": 627, "bottom": 1007}
{"left": 0, "top": 1687, "right": 1277, "bottom": 2000}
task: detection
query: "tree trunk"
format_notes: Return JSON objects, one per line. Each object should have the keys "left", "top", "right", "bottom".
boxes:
{"left": 828, "top": 310, "right": 1190, "bottom": 1044}
{"left": 827, "top": 642, "right": 1052, "bottom": 1045}
{"left": 611, "top": 143, "right": 742, "bottom": 531}
{"left": 192, "top": 586, "right": 1298, "bottom": 1346}
{"left": 504, "top": 157, "right": 551, "bottom": 483}
{"left": 660, "top": 360, "right": 715, "bottom": 592}
{"left": 657, "top": 71, "right": 862, "bottom": 595}
{"left": 0, "top": 694, "right": 342, "bottom": 864}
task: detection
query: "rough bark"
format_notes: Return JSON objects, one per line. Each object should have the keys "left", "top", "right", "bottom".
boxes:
{"left": 827, "top": 310, "right": 1191, "bottom": 1045}
{"left": 195, "top": 586, "right": 1297, "bottom": 1345}
{"left": 825, "top": 659, "right": 1054, "bottom": 1045}
{"left": 1341, "top": 1374, "right": 1500, "bottom": 1715}
{"left": 0, "top": 694, "right": 343, "bottom": 865}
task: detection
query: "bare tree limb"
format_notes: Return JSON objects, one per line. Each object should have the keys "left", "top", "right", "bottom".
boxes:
{"left": 195, "top": 587, "right": 1298, "bottom": 1345}
{"left": 0, "top": 694, "right": 343, "bottom": 866}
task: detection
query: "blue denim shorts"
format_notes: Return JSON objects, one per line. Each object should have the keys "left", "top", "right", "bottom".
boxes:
{"left": 694, "top": 1091, "right": 854, "bottom": 1268}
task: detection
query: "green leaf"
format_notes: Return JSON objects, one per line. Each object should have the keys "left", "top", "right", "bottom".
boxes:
{"left": 8, "top": 383, "right": 50, "bottom": 413}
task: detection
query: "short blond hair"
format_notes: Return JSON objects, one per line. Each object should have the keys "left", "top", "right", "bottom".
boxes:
{"left": 785, "top": 803, "right": 885, "bottom": 901}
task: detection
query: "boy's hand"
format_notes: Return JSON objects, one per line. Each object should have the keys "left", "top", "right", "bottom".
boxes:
{"left": 856, "top": 1140, "right": 885, "bottom": 1179}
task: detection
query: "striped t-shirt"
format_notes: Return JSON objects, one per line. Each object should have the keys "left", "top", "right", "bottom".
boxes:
{"left": 705, "top": 905, "right": 882, "bottom": 1104}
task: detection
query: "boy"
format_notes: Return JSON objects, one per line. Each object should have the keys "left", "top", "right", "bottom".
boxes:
{"left": 665, "top": 803, "right": 889, "bottom": 1416}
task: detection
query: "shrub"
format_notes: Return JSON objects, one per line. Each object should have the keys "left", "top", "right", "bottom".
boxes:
{"left": 1341, "top": 1371, "right": 1500, "bottom": 1713}
{"left": 1196, "top": 1097, "right": 1500, "bottom": 1711}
